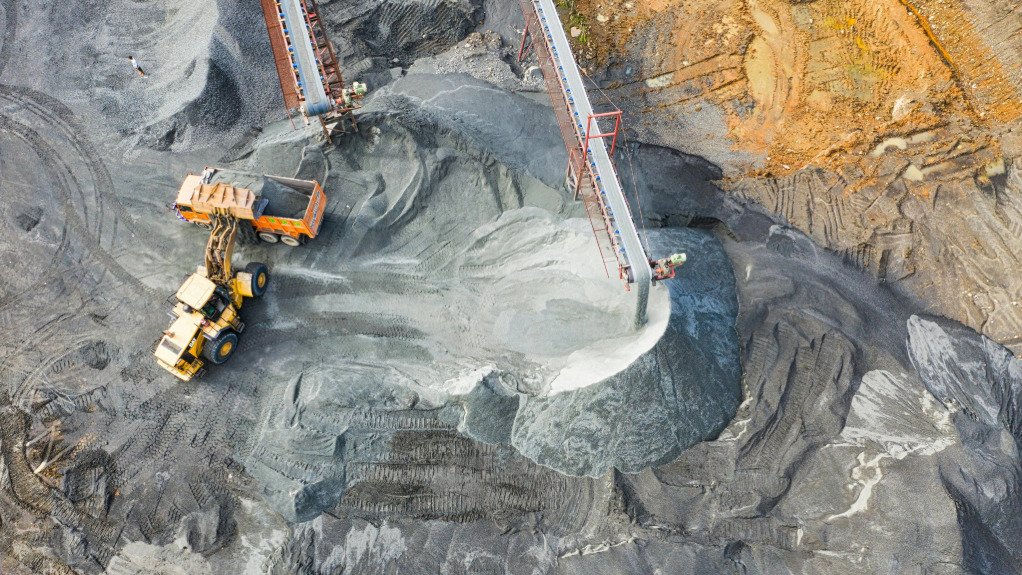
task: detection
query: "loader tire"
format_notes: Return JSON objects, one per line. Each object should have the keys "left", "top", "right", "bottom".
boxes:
{"left": 244, "top": 262, "right": 269, "bottom": 297}
{"left": 202, "top": 331, "right": 238, "bottom": 365}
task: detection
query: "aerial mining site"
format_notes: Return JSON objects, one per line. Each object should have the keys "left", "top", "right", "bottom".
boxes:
{"left": 2, "top": 0, "right": 1022, "bottom": 573}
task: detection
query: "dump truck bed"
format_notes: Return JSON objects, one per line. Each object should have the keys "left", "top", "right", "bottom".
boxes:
{"left": 206, "top": 170, "right": 314, "bottom": 220}
{"left": 174, "top": 169, "right": 327, "bottom": 241}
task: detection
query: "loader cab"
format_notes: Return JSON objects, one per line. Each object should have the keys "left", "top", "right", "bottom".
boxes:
{"left": 200, "top": 286, "right": 232, "bottom": 321}
{"left": 154, "top": 274, "right": 239, "bottom": 381}
{"left": 177, "top": 273, "right": 219, "bottom": 314}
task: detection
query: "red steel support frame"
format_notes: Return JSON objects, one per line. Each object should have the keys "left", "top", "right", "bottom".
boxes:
{"left": 300, "top": 0, "right": 347, "bottom": 107}
{"left": 260, "top": 0, "right": 301, "bottom": 114}
{"left": 260, "top": 0, "right": 360, "bottom": 135}
{"left": 575, "top": 110, "right": 622, "bottom": 199}
{"left": 517, "top": 22, "right": 534, "bottom": 63}
{"left": 582, "top": 111, "right": 622, "bottom": 165}
{"left": 517, "top": 3, "right": 626, "bottom": 280}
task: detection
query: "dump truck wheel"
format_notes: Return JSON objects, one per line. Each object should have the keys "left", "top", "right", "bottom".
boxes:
{"left": 258, "top": 232, "right": 279, "bottom": 244}
{"left": 202, "top": 331, "right": 238, "bottom": 365}
{"left": 280, "top": 235, "right": 301, "bottom": 247}
{"left": 244, "top": 262, "right": 269, "bottom": 297}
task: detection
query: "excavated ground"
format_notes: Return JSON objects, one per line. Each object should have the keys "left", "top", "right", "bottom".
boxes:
{"left": 565, "top": 0, "right": 1022, "bottom": 358}
{"left": 5, "top": 0, "right": 1022, "bottom": 574}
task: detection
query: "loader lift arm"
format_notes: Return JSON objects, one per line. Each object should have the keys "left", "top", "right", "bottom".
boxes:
{"left": 205, "top": 211, "right": 241, "bottom": 286}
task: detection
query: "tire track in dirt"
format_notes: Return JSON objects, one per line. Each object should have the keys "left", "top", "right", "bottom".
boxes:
{"left": 0, "top": 113, "right": 161, "bottom": 404}
{"left": 0, "top": 114, "right": 156, "bottom": 299}
{"left": 0, "top": 85, "right": 155, "bottom": 247}
{"left": 0, "top": 91, "right": 105, "bottom": 240}
{"left": 0, "top": 221, "right": 75, "bottom": 313}
{"left": 11, "top": 331, "right": 107, "bottom": 404}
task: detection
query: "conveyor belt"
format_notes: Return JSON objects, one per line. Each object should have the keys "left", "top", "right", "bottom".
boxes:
{"left": 277, "top": 0, "right": 331, "bottom": 116}
{"left": 528, "top": 0, "right": 652, "bottom": 326}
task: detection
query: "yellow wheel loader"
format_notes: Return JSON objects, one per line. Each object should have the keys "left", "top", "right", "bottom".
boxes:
{"left": 153, "top": 258, "right": 268, "bottom": 381}
{"left": 154, "top": 172, "right": 274, "bottom": 381}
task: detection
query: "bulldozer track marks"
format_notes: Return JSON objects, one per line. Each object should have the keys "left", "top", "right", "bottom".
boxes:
{"left": 245, "top": 398, "right": 597, "bottom": 531}
{"left": 102, "top": 376, "right": 254, "bottom": 505}
{"left": 239, "top": 312, "right": 429, "bottom": 361}
{"left": 270, "top": 266, "right": 442, "bottom": 299}
{"left": 305, "top": 312, "right": 426, "bottom": 341}
{"left": 33, "top": 387, "right": 107, "bottom": 424}
{"left": 299, "top": 408, "right": 455, "bottom": 435}
{"left": 0, "top": 400, "right": 122, "bottom": 569}
{"left": 338, "top": 427, "right": 588, "bottom": 525}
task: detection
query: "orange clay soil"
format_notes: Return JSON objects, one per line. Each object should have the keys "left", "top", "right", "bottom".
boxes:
{"left": 565, "top": 0, "right": 1022, "bottom": 186}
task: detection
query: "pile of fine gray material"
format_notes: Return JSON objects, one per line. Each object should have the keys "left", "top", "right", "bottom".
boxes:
{"left": 239, "top": 216, "right": 740, "bottom": 521}
{"left": 254, "top": 177, "right": 311, "bottom": 220}
{"left": 322, "top": 0, "right": 484, "bottom": 86}
{"left": 8, "top": 0, "right": 282, "bottom": 153}
{"left": 237, "top": 199, "right": 1022, "bottom": 574}
{"left": 408, "top": 30, "right": 545, "bottom": 92}
{"left": 227, "top": 76, "right": 741, "bottom": 524}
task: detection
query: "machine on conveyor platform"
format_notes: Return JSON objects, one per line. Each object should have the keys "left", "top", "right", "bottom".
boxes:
{"left": 259, "top": 0, "right": 367, "bottom": 136}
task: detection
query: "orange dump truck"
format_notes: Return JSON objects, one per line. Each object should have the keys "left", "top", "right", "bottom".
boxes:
{"left": 174, "top": 168, "right": 326, "bottom": 246}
